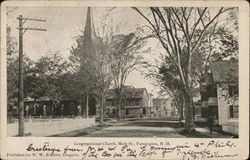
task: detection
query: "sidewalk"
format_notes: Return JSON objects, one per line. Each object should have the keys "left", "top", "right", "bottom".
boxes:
{"left": 50, "top": 120, "right": 123, "bottom": 137}
{"left": 8, "top": 117, "right": 95, "bottom": 137}
{"left": 176, "top": 127, "right": 236, "bottom": 138}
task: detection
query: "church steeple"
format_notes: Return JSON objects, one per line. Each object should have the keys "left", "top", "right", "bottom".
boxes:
{"left": 79, "top": 7, "right": 96, "bottom": 63}
{"left": 83, "top": 7, "right": 96, "bottom": 41}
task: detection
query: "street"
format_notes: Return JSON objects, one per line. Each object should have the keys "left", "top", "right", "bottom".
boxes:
{"left": 51, "top": 118, "right": 234, "bottom": 138}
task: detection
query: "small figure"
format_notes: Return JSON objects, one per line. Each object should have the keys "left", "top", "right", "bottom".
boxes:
{"left": 34, "top": 103, "right": 38, "bottom": 115}
{"left": 12, "top": 105, "right": 18, "bottom": 116}
{"left": 43, "top": 105, "right": 47, "bottom": 117}
{"left": 61, "top": 104, "right": 64, "bottom": 118}
{"left": 25, "top": 105, "right": 29, "bottom": 118}
{"left": 77, "top": 104, "right": 81, "bottom": 118}
{"left": 208, "top": 115, "right": 214, "bottom": 134}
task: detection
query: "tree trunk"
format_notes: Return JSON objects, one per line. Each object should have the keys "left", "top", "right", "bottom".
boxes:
{"left": 184, "top": 93, "right": 195, "bottom": 132}
{"left": 123, "top": 105, "right": 126, "bottom": 120}
{"left": 86, "top": 93, "right": 89, "bottom": 118}
{"left": 118, "top": 98, "right": 122, "bottom": 120}
{"left": 178, "top": 98, "right": 184, "bottom": 121}
{"left": 184, "top": 48, "right": 195, "bottom": 132}
{"left": 99, "top": 97, "right": 104, "bottom": 125}
{"left": 116, "top": 90, "right": 122, "bottom": 120}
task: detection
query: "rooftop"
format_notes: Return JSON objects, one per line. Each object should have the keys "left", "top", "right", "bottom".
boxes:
{"left": 106, "top": 87, "right": 148, "bottom": 99}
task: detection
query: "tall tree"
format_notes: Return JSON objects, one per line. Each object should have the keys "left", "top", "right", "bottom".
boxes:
{"left": 159, "top": 57, "right": 185, "bottom": 120}
{"left": 110, "top": 33, "right": 144, "bottom": 120}
{"left": 29, "top": 51, "right": 70, "bottom": 101}
{"left": 140, "top": 58, "right": 185, "bottom": 121}
{"left": 7, "top": 26, "right": 18, "bottom": 109}
{"left": 133, "top": 7, "right": 235, "bottom": 132}
{"left": 70, "top": 7, "right": 116, "bottom": 124}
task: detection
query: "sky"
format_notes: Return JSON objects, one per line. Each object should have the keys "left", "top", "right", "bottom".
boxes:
{"left": 6, "top": 6, "right": 237, "bottom": 98}
{"left": 6, "top": 6, "right": 163, "bottom": 97}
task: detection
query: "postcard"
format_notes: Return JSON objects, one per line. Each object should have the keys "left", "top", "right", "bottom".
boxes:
{"left": 1, "top": 0, "right": 249, "bottom": 159}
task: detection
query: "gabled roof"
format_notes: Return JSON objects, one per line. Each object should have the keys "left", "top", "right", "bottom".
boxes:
{"left": 210, "top": 59, "right": 238, "bottom": 83}
{"left": 106, "top": 87, "right": 148, "bottom": 99}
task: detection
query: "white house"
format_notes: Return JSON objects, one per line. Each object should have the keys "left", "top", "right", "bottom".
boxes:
{"left": 211, "top": 59, "right": 238, "bottom": 135}
{"left": 152, "top": 98, "right": 178, "bottom": 118}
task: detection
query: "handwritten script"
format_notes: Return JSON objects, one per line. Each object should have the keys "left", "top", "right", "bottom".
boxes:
{"left": 6, "top": 140, "right": 238, "bottom": 159}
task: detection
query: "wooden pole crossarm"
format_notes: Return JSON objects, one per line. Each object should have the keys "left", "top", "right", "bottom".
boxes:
{"left": 23, "top": 17, "right": 46, "bottom": 22}
{"left": 17, "top": 27, "right": 47, "bottom": 35}
{"left": 17, "top": 27, "right": 47, "bottom": 31}
{"left": 17, "top": 16, "right": 46, "bottom": 22}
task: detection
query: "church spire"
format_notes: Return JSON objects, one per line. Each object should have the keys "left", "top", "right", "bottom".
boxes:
{"left": 79, "top": 7, "right": 96, "bottom": 63}
{"left": 83, "top": 7, "right": 96, "bottom": 41}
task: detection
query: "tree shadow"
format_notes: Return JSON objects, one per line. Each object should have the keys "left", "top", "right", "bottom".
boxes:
{"left": 123, "top": 121, "right": 182, "bottom": 128}
{"left": 174, "top": 128, "right": 237, "bottom": 138}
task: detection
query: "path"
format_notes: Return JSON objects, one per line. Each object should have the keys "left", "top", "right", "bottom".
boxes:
{"left": 52, "top": 118, "right": 234, "bottom": 138}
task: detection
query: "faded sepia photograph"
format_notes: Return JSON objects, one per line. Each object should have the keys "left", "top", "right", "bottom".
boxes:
{"left": 6, "top": 5, "right": 239, "bottom": 139}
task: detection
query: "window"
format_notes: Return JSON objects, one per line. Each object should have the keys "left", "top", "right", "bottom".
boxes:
{"left": 126, "top": 109, "right": 129, "bottom": 115}
{"left": 171, "top": 102, "right": 175, "bottom": 107}
{"left": 229, "top": 85, "right": 238, "bottom": 97}
{"left": 207, "top": 84, "right": 217, "bottom": 97}
{"left": 107, "top": 108, "right": 110, "bottom": 114}
{"left": 135, "top": 100, "right": 139, "bottom": 106}
{"left": 229, "top": 105, "right": 239, "bottom": 119}
{"left": 165, "top": 109, "right": 168, "bottom": 115}
{"left": 126, "top": 101, "right": 129, "bottom": 106}
{"left": 201, "top": 107, "right": 208, "bottom": 118}
{"left": 130, "top": 101, "right": 134, "bottom": 106}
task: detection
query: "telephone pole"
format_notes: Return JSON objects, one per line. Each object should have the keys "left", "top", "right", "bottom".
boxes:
{"left": 86, "top": 92, "right": 89, "bottom": 118}
{"left": 17, "top": 15, "right": 46, "bottom": 136}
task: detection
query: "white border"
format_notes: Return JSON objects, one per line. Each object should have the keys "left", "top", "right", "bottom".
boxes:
{"left": 1, "top": 1, "right": 249, "bottom": 160}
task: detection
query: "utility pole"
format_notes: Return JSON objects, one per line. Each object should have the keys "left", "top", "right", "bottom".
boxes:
{"left": 16, "top": 15, "right": 46, "bottom": 136}
{"left": 86, "top": 92, "right": 89, "bottom": 118}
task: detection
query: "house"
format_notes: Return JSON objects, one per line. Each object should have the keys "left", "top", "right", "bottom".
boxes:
{"left": 210, "top": 59, "right": 238, "bottom": 135}
{"left": 199, "top": 59, "right": 238, "bottom": 135}
{"left": 105, "top": 86, "right": 149, "bottom": 118}
{"left": 152, "top": 98, "right": 178, "bottom": 118}
{"left": 199, "top": 72, "right": 219, "bottom": 124}
{"left": 148, "top": 93, "right": 154, "bottom": 116}
{"left": 8, "top": 91, "right": 96, "bottom": 119}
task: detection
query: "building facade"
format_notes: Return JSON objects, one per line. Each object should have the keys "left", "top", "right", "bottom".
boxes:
{"left": 152, "top": 98, "right": 178, "bottom": 118}
{"left": 105, "top": 86, "right": 149, "bottom": 118}
{"left": 199, "top": 73, "right": 219, "bottom": 124}
{"left": 211, "top": 59, "right": 238, "bottom": 135}
{"left": 199, "top": 59, "right": 238, "bottom": 135}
